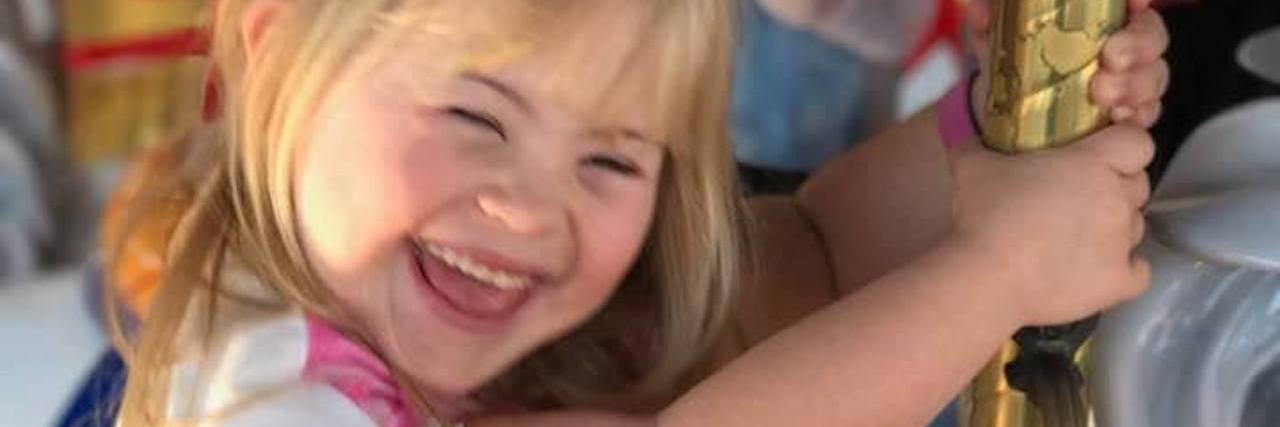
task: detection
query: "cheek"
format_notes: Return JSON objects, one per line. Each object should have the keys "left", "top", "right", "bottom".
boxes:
{"left": 295, "top": 96, "right": 463, "bottom": 285}
{"left": 567, "top": 193, "right": 658, "bottom": 313}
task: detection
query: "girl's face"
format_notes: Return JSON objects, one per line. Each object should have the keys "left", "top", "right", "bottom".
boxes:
{"left": 294, "top": 3, "right": 664, "bottom": 396}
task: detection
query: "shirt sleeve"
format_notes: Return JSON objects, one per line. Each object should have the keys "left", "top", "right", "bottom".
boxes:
{"left": 204, "top": 383, "right": 379, "bottom": 427}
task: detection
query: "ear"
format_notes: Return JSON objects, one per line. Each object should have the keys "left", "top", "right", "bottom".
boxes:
{"left": 241, "top": 0, "right": 287, "bottom": 62}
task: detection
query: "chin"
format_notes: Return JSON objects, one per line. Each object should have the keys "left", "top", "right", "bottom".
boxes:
{"left": 387, "top": 331, "right": 516, "bottom": 397}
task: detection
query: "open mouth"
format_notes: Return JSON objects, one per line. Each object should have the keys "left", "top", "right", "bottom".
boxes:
{"left": 407, "top": 239, "right": 536, "bottom": 330}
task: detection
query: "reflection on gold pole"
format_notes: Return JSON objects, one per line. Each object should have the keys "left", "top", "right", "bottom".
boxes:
{"left": 964, "top": 0, "right": 1125, "bottom": 426}
{"left": 980, "top": 0, "right": 1125, "bottom": 153}
{"left": 961, "top": 343, "right": 1038, "bottom": 427}
{"left": 961, "top": 339, "right": 1097, "bottom": 427}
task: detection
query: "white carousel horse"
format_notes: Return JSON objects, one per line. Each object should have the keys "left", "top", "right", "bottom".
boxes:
{"left": 1091, "top": 96, "right": 1280, "bottom": 426}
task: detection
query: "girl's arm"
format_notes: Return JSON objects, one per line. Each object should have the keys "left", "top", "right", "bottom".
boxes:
{"left": 476, "top": 121, "right": 1154, "bottom": 427}
{"left": 794, "top": 106, "right": 953, "bottom": 294}
{"left": 709, "top": 109, "right": 949, "bottom": 354}
{"left": 660, "top": 237, "right": 1021, "bottom": 426}
{"left": 725, "top": 4, "right": 1170, "bottom": 343}
{"left": 778, "top": 3, "right": 1170, "bottom": 298}
{"left": 657, "top": 116, "right": 1156, "bottom": 426}
{"left": 474, "top": 236, "right": 1022, "bottom": 427}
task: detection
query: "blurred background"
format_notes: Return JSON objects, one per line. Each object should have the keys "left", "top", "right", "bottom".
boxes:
{"left": 0, "top": 0, "right": 1276, "bottom": 426}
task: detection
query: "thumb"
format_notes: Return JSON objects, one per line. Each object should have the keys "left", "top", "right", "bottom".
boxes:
{"left": 1060, "top": 125, "right": 1155, "bottom": 175}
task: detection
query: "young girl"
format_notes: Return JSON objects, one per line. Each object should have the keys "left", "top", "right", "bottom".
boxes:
{"left": 108, "top": 0, "right": 1171, "bottom": 425}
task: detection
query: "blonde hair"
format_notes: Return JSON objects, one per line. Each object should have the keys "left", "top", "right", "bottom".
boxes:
{"left": 110, "top": 0, "right": 744, "bottom": 424}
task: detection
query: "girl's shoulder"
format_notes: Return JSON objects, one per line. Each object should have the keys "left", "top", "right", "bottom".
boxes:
{"left": 165, "top": 309, "right": 379, "bottom": 425}
{"left": 166, "top": 268, "right": 440, "bottom": 426}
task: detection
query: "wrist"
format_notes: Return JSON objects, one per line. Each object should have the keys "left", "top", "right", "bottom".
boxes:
{"left": 930, "top": 234, "right": 1031, "bottom": 330}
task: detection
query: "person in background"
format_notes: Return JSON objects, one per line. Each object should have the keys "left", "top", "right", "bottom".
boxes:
{"left": 733, "top": 0, "right": 932, "bottom": 194}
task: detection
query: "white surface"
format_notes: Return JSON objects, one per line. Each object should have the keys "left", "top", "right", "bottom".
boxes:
{"left": 0, "top": 269, "right": 107, "bottom": 427}
{"left": 1094, "top": 98, "right": 1280, "bottom": 427}
{"left": 0, "top": 40, "right": 58, "bottom": 151}
{"left": 16, "top": 0, "right": 58, "bottom": 44}
{"left": 759, "top": 0, "right": 936, "bottom": 64}
{"left": 1239, "top": 26, "right": 1280, "bottom": 85}
{"left": 896, "top": 44, "right": 963, "bottom": 120}
{"left": 1151, "top": 99, "right": 1280, "bottom": 203}
{"left": 0, "top": 126, "right": 49, "bottom": 280}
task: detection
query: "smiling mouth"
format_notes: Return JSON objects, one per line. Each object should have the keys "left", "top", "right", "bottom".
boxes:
{"left": 408, "top": 239, "right": 537, "bottom": 325}
{"left": 417, "top": 241, "right": 533, "bottom": 291}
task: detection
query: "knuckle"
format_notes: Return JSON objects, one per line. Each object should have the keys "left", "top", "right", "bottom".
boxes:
{"left": 1136, "top": 184, "right": 1153, "bottom": 206}
{"left": 1129, "top": 258, "right": 1154, "bottom": 296}
{"left": 1118, "top": 128, "right": 1156, "bottom": 163}
{"left": 1130, "top": 212, "right": 1148, "bottom": 238}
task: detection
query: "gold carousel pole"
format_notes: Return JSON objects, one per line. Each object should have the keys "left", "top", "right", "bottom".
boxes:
{"left": 960, "top": 1, "right": 1126, "bottom": 426}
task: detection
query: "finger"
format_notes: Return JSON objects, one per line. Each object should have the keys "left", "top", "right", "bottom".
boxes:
{"left": 1122, "top": 172, "right": 1152, "bottom": 207}
{"left": 1129, "top": 101, "right": 1164, "bottom": 128}
{"left": 1093, "top": 60, "right": 1170, "bottom": 106}
{"left": 1071, "top": 125, "right": 1156, "bottom": 175}
{"left": 1129, "top": 0, "right": 1153, "bottom": 12}
{"left": 1122, "top": 256, "right": 1153, "bottom": 300}
{"left": 1102, "top": 10, "right": 1170, "bottom": 71}
{"left": 1130, "top": 210, "right": 1148, "bottom": 247}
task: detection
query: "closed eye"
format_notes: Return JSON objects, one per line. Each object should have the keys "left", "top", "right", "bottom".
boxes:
{"left": 585, "top": 155, "right": 641, "bottom": 177}
{"left": 445, "top": 107, "right": 506, "bottom": 139}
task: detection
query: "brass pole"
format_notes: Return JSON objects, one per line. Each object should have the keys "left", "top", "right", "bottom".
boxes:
{"left": 962, "top": 1, "right": 1126, "bottom": 426}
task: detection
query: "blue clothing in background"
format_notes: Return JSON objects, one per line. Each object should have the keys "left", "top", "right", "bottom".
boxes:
{"left": 732, "top": 0, "right": 871, "bottom": 173}
{"left": 58, "top": 349, "right": 125, "bottom": 427}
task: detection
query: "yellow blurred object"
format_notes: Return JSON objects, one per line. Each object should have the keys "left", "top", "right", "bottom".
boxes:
{"left": 960, "top": 340, "right": 1097, "bottom": 427}
{"left": 62, "top": 0, "right": 205, "bottom": 42}
{"left": 962, "top": 343, "right": 1038, "bottom": 427}
{"left": 980, "top": 0, "right": 1125, "bottom": 153}
{"left": 61, "top": 0, "right": 208, "bottom": 167}
{"left": 66, "top": 60, "right": 207, "bottom": 166}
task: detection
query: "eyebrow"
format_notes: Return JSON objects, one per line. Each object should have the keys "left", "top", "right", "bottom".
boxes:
{"left": 462, "top": 72, "right": 664, "bottom": 147}
{"left": 461, "top": 72, "right": 533, "bottom": 115}
{"left": 587, "top": 128, "right": 665, "bottom": 148}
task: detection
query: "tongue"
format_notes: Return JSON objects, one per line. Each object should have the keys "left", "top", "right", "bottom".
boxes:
{"left": 420, "top": 253, "right": 529, "bottom": 319}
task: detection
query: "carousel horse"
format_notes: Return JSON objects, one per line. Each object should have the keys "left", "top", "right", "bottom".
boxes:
{"left": 1090, "top": 21, "right": 1280, "bottom": 427}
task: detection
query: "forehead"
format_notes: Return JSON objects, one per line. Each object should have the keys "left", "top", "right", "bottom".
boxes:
{"left": 384, "top": 0, "right": 678, "bottom": 140}
{"left": 500, "top": 3, "right": 665, "bottom": 136}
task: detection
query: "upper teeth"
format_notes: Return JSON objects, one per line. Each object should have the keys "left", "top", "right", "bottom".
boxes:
{"left": 422, "top": 242, "right": 532, "bottom": 291}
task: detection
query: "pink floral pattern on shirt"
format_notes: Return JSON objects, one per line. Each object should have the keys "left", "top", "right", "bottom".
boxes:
{"left": 303, "top": 316, "right": 482, "bottom": 426}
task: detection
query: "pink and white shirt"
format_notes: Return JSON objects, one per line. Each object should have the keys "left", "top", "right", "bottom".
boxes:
{"left": 162, "top": 268, "right": 480, "bottom": 427}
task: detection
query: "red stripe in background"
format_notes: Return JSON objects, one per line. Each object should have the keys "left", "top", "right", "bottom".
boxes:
{"left": 902, "top": 0, "right": 966, "bottom": 73}
{"left": 62, "top": 27, "right": 209, "bottom": 71}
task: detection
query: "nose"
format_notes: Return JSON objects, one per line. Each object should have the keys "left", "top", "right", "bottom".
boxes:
{"left": 474, "top": 185, "right": 566, "bottom": 237}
